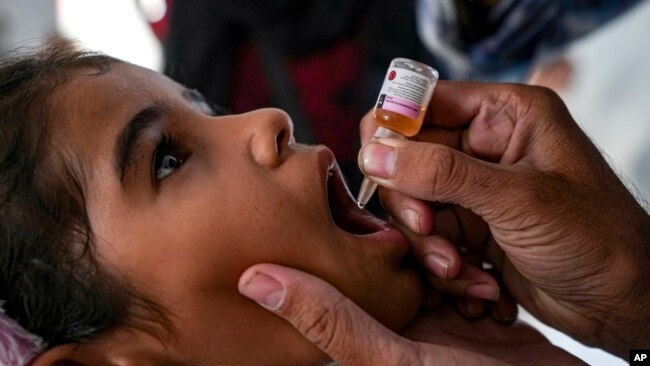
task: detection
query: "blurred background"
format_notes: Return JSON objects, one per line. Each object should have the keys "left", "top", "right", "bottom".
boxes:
{"left": 1, "top": 1, "right": 648, "bottom": 364}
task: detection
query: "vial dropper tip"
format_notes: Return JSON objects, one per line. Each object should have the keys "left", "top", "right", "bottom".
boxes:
{"left": 357, "top": 202, "right": 365, "bottom": 209}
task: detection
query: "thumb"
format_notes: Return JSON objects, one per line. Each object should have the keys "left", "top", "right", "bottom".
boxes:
{"left": 238, "top": 264, "right": 421, "bottom": 366}
{"left": 359, "top": 139, "right": 520, "bottom": 220}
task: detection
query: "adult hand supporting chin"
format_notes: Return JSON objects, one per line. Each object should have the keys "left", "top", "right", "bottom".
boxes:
{"left": 238, "top": 263, "right": 584, "bottom": 366}
{"left": 358, "top": 81, "right": 650, "bottom": 357}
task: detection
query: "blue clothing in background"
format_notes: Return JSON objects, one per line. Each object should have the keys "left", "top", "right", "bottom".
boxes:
{"left": 416, "top": 0, "right": 642, "bottom": 81}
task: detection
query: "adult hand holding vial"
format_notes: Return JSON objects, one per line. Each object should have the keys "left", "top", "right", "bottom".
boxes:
{"left": 356, "top": 58, "right": 438, "bottom": 208}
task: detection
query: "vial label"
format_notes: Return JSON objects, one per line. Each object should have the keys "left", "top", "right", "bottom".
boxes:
{"left": 376, "top": 67, "right": 431, "bottom": 119}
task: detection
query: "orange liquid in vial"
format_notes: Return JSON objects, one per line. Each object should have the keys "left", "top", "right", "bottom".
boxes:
{"left": 373, "top": 107, "right": 426, "bottom": 137}
{"left": 356, "top": 58, "right": 437, "bottom": 208}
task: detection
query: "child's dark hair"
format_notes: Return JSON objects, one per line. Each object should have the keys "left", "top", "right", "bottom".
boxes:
{"left": 0, "top": 39, "right": 169, "bottom": 348}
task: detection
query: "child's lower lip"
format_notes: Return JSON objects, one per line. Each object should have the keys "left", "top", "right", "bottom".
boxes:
{"left": 357, "top": 224, "right": 411, "bottom": 253}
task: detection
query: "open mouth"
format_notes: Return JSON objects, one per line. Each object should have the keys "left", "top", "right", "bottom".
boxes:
{"left": 326, "top": 164, "right": 389, "bottom": 235}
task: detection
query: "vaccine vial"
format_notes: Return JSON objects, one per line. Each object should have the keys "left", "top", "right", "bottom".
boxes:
{"left": 373, "top": 58, "right": 438, "bottom": 136}
{"left": 356, "top": 58, "right": 438, "bottom": 208}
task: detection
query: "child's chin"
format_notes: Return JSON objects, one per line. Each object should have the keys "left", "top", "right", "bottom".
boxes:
{"left": 373, "top": 273, "right": 424, "bottom": 332}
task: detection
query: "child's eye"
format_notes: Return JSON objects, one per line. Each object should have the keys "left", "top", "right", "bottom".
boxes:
{"left": 153, "top": 134, "right": 187, "bottom": 182}
{"left": 155, "top": 153, "right": 183, "bottom": 181}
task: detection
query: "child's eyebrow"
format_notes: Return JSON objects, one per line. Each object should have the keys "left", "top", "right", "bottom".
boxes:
{"left": 115, "top": 101, "right": 169, "bottom": 185}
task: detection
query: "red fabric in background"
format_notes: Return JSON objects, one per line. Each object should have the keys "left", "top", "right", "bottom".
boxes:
{"left": 148, "top": 0, "right": 171, "bottom": 42}
{"left": 231, "top": 40, "right": 361, "bottom": 162}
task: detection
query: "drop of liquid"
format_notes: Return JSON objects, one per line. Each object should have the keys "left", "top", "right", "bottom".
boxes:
{"left": 357, "top": 202, "right": 365, "bottom": 209}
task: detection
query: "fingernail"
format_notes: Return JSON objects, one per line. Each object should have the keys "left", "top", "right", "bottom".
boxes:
{"left": 360, "top": 143, "right": 396, "bottom": 179}
{"left": 239, "top": 272, "right": 285, "bottom": 310}
{"left": 424, "top": 253, "right": 450, "bottom": 280}
{"left": 467, "top": 283, "right": 500, "bottom": 301}
{"left": 400, "top": 208, "right": 421, "bottom": 233}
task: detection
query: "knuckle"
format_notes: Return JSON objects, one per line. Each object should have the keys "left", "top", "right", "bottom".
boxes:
{"left": 499, "top": 82, "right": 527, "bottom": 97}
{"left": 498, "top": 84, "right": 536, "bottom": 115}
{"left": 493, "top": 83, "right": 531, "bottom": 105}
{"left": 525, "top": 84, "right": 563, "bottom": 112}
{"left": 297, "top": 296, "right": 349, "bottom": 351}
{"left": 530, "top": 85, "right": 565, "bottom": 117}
{"left": 378, "top": 340, "right": 426, "bottom": 366}
{"left": 413, "top": 342, "right": 432, "bottom": 366}
{"left": 417, "top": 145, "right": 459, "bottom": 200}
{"left": 392, "top": 352, "right": 420, "bottom": 366}
{"left": 502, "top": 83, "right": 558, "bottom": 104}
{"left": 369, "top": 334, "right": 421, "bottom": 366}
{"left": 529, "top": 84, "right": 561, "bottom": 103}
{"left": 495, "top": 84, "right": 564, "bottom": 133}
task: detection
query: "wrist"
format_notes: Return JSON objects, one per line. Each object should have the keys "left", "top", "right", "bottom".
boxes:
{"left": 595, "top": 221, "right": 650, "bottom": 357}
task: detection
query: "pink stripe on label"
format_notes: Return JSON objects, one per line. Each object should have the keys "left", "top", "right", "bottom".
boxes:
{"left": 381, "top": 95, "right": 419, "bottom": 119}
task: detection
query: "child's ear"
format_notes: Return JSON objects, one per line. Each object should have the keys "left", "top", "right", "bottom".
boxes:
{"left": 31, "top": 342, "right": 159, "bottom": 366}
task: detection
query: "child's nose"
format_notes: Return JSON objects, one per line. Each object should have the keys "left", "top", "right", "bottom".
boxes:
{"left": 249, "top": 108, "right": 294, "bottom": 168}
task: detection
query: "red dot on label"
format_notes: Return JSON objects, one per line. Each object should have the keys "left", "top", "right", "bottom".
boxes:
{"left": 388, "top": 71, "right": 396, "bottom": 81}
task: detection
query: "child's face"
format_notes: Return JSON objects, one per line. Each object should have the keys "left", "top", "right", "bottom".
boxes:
{"left": 50, "top": 63, "right": 421, "bottom": 364}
